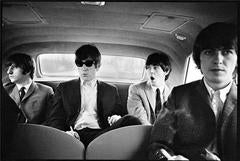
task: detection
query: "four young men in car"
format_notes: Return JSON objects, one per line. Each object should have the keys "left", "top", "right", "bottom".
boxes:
{"left": 3, "top": 21, "right": 237, "bottom": 161}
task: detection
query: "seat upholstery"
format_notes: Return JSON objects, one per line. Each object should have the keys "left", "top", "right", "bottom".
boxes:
{"left": 85, "top": 125, "right": 152, "bottom": 160}
{"left": 36, "top": 81, "right": 60, "bottom": 92}
{"left": 7, "top": 123, "right": 85, "bottom": 160}
{"left": 114, "top": 82, "right": 131, "bottom": 115}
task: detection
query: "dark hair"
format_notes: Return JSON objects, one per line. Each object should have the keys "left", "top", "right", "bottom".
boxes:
{"left": 193, "top": 22, "right": 237, "bottom": 69}
{"left": 6, "top": 53, "right": 35, "bottom": 79}
{"left": 146, "top": 52, "right": 172, "bottom": 80}
{"left": 75, "top": 44, "right": 101, "bottom": 68}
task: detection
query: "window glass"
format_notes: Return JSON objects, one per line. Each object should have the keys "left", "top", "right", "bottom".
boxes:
{"left": 38, "top": 54, "right": 145, "bottom": 82}
{"left": 185, "top": 55, "right": 203, "bottom": 83}
{"left": 38, "top": 54, "right": 78, "bottom": 77}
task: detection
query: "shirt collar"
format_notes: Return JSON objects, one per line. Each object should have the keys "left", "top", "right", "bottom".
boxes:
{"left": 203, "top": 78, "right": 232, "bottom": 102}
{"left": 16, "top": 80, "right": 33, "bottom": 93}
{"left": 81, "top": 79, "right": 97, "bottom": 87}
{"left": 148, "top": 80, "right": 165, "bottom": 93}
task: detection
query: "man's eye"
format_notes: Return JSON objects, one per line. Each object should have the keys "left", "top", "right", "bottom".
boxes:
{"left": 8, "top": 64, "right": 17, "bottom": 69}
{"left": 203, "top": 50, "right": 212, "bottom": 55}
{"left": 153, "top": 66, "right": 160, "bottom": 70}
{"left": 222, "top": 50, "right": 232, "bottom": 55}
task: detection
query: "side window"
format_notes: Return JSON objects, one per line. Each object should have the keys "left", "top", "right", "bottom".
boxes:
{"left": 185, "top": 54, "right": 203, "bottom": 83}
{"left": 37, "top": 54, "right": 145, "bottom": 83}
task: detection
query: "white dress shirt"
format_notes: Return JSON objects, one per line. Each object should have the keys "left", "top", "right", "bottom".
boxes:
{"left": 74, "top": 79, "right": 100, "bottom": 130}
{"left": 203, "top": 78, "right": 232, "bottom": 120}
{"left": 16, "top": 80, "right": 33, "bottom": 95}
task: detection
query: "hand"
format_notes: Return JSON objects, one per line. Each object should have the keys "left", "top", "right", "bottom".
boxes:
{"left": 65, "top": 126, "right": 80, "bottom": 141}
{"left": 169, "top": 155, "right": 189, "bottom": 160}
{"left": 108, "top": 115, "right": 121, "bottom": 126}
{"left": 160, "top": 149, "right": 189, "bottom": 161}
{"left": 203, "top": 149, "right": 221, "bottom": 161}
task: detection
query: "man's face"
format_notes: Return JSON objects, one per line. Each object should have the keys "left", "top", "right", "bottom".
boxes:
{"left": 7, "top": 64, "right": 29, "bottom": 84}
{"left": 200, "top": 48, "right": 237, "bottom": 86}
{"left": 77, "top": 58, "right": 99, "bottom": 82}
{"left": 146, "top": 65, "right": 167, "bottom": 87}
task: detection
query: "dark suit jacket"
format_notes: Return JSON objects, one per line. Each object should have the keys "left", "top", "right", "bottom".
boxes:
{"left": 1, "top": 83, "right": 19, "bottom": 158}
{"left": 4, "top": 82, "right": 54, "bottom": 124}
{"left": 46, "top": 78, "right": 123, "bottom": 131}
{"left": 148, "top": 80, "right": 237, "bottom": 161}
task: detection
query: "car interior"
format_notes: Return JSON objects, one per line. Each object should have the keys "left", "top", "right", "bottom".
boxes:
{"left": 1, "top": 1, "right": 238, "bottom": 160}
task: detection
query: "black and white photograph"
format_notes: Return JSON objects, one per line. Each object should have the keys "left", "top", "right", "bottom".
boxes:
{"left": 1, "top": 1, "right": 238, "bottom": 160}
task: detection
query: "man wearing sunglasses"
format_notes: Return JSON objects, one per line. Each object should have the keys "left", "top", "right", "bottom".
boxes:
{"left": 46, "top": 44, "right": 141, "bottom": 146}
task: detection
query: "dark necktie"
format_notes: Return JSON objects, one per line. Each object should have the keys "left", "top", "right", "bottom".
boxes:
{"left": 18, "top": 87, "right": 26, "bottom": 123}
{"left": 155, "top": 88, "right": 162, "bottom": 117}
{"left": 207, "top": 91, "right": 224, "bottom": 154}
{"left": 19, "top": 87, "right": 26, "bottom": 101}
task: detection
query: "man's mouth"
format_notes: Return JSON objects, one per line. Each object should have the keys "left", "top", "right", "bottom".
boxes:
{"left": 211, "top": 68, "right": 225, "bottom": 72}
{"left": 150, "top": 76, "right": 155, "bottom": 80}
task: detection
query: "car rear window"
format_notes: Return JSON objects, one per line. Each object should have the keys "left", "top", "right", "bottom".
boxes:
{"left": 37, "top": 54, "right": 145, "bottom": 83}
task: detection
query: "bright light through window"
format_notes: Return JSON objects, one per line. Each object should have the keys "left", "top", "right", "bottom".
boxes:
{"left": 39, "top": 54, "right": 78, "bottom": 77}
{"left": 38, "top": 54, "right": 145, "bottom": 83}
{"left": 185, "top": 55, "right": 203, "bottom": 83}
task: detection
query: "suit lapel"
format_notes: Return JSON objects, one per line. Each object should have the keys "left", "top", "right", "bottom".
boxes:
{"left": 96, "top": 81, "right": 104, "bottom": 127}
{"left": 9, "top": 85, "right": 21, "bottom": 105}
{"left": 144, "top": 81, "right": 155, "bottom": 110}
{"left": 69, "top": 78, "right": 81, "bottom": 124}
{"left": 193, "top": 80, "right": 218, "bottom": 123}
{"left": 218, "top": 82, "right": 237, "bottom": 154}
{"left": 72, "top": 78, "right": 81, "bottom": 112}
{"left": 96, "top": 81, "right": 103, "bottom": 112}
{"left": 22, "top": 82, "right": 36, "bottom": 101}
{"left": 220, "top": 82, "right": 237, "bottom": 126}
{"left": 196, "top": 80, "right": 212, "bottom": 107}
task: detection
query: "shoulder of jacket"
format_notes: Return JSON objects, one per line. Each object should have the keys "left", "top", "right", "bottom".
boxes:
{"left": 35, "top": 82, "right": 53, "bottom": 90}
{"left": 130, "top": 81, "right": 147, "bottom": 88}
{"left": 173, "top": 80, "right": 201, "bottom": 93}
{"left": 98, "top": 80, "right": 117, "bottom": 89}
{"left": 3, "top": 82, "right": 15, "bottom": 91}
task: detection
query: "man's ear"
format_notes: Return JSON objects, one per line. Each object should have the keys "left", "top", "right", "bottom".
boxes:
{"left": 164, "top": 68, "right": 170, "bottom": 76}
{"left": 22, "top": 70, "right": 30, "bottom": 76}
{"left": 25, "top": 72, "right": 31, "bottom": 78}
{"left": 96, "top": 63, "right": 101, "bottom": 71}
{"left": 233, "top": 65, "right": 238, "bottom": 84}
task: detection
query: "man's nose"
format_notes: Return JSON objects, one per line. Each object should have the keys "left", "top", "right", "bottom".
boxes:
{"left": 7, "top": 66, "right": 13, "bottom": 74}
{"left": 213, "top": 51, "right": 224, "bottom": 64}
{"left": 149, "top": 67, "right": 155, "bottom": 73}
{"left": 82, "top": 64, "right": 88, "bottom": 69}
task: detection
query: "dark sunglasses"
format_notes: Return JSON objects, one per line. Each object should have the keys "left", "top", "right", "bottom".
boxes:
{"left": 76, "top": 60, "right": 95, "bottom": 67}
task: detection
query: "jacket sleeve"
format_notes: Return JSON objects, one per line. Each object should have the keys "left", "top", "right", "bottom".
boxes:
{"left": 42, "top": 86, "right": 54, "bottom": 125}
{"left": 127, "top": 84, "right": 151, "bottom": 125}
{"left": 108, "top": 85, "right": 124, "bottom": 116}
{"left": 44, "top": 83, "right": 67, "bottom": 131}
{"left": 148, "top": 88, "right": 177, "bottom": 159}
